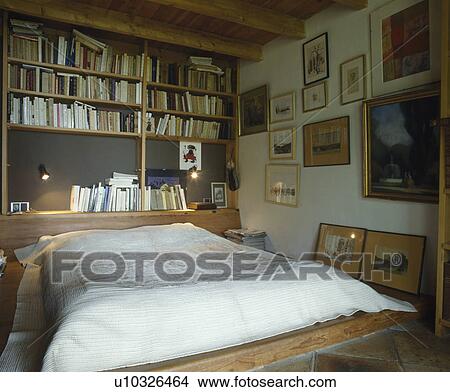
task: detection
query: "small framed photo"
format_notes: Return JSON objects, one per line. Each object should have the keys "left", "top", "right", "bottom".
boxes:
{"left": 340, "top": 55, "right": 366, "bottom": 105}
{"left": 265, "top": 164, "right": 299, "bottom": 207}
{"left": 211, "top": 182, "right": 227, "bottom": 208}
{"left": 303, "top": 116, "right": 350, "bottom": 167}
{"left": 239, "top": 85, "right": 269, "bottom": 136}
{"left": 362, "top": 230, "right": 426, "bottom": 295}
{"left": 270, "top": 92, "right": 295, "bottom": 124}
{"left": 303, "top": 32, "right": 329, "bottom": 85}
{"left": 269, "top": 128, "right": 296, "bottom": 160}
{"left": 10, "top": 201, "right": 29, "bottom": 213}
{"left": 302, "top": 81, "right": 327, "bottom": 112}
{"left": 315, "top": 223, "right": 367, "bottom": 278}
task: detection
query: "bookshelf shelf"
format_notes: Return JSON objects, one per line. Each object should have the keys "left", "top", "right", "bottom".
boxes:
{"left": 147, "top": 81, "right": 236, "bottom": 98}
{"left": 7, "top": 123, "right": 140, "bottom": 138}
{"left": 146, "top": 133, "right": 233, "bottom": 145}
{"left": 8, "top": 57, "right": 143, "bottom": 82}
{"left": 444, "top": 243, "right": 450, "bottom": 251}
{"left": 147, "top": 108, "right": 233, "bottom": 121}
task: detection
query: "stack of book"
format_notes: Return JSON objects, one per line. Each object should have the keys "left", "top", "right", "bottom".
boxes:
{"left": 188, "top": 56, "right": 223, "bottom": 75}
{"left": 150, "top": 184, "right": 187, "bottom": 211}
{"left": 224, "top": 228, "right": 267, "bottom": 251}
{"left": 8, "top": 94, "right": 141, "bottom": 133}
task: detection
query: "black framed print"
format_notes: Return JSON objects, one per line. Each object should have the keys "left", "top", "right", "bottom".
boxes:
{"left": 303, "top": 32, "right": 329, "bottom": 86}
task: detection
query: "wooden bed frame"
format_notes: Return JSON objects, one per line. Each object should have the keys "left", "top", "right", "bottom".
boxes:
{"left": 0, "top": 209, "right": 433, "bottom": 371}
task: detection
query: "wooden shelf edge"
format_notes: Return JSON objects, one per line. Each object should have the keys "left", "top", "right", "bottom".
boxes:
{"left": 440, "top": 319, "right": 450, "bottom": 328}
{"left": 147, "top": 81, "right": 236, "bottom": 98}
{"left": 443, "top": 242, "right": 450, "bottom": 251}
{"left": 147, "top": 108, "right": 234, "bottom": 121}
{"left": 146, "top": 133, "right": 233, "bottom": 145}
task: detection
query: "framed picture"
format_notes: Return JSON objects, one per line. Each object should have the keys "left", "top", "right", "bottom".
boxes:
{"left": 362, "top": 230, "right": 426, "bottom": 295}
{"left": 269, "top": 128, "right": 296, "bottom": 160}
{"left": 303, "top": 32, "right": 329, "bottom": 85}
{"left": 179, "top": 142, "right": 202, "bottom": 170}
{"left": 303, "top": 116, "right": 350, "bottom": 167}
{"left": 370, "top": 0, "right": 440, "bottom": 97}
{"left": 270, "top": 92, "right": 295, "bottom": 124}
{"left": 265, "top": 164, "right": 299, "bottom": 207}
{"left": 340, "top": 55, "right": 366, "bottom": 105}
{"left": 10, "top": 201, "right": 29, "bottom": 213}
{"left": 363, "top": 89, "right": 440, "bottom": 203}
{"left": 239, "top": 85, "right": 269, "bottom": 136}
{"left": 211, "top": 182, "right": 227, "bottom": 208}
{"left": 315, "top": 223, "right": 367, "bottom": 278}
{"left": 302, "top": 82, "right": 327, "bottom": 112}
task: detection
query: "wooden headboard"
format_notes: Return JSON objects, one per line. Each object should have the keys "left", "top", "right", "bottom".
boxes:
{"left": 0, "top": 209, "right": 241, "bottom": 258}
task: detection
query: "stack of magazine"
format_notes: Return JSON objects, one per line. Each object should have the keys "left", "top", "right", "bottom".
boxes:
{"left": 224, "top": 228, "right": 267, "bottom": 251}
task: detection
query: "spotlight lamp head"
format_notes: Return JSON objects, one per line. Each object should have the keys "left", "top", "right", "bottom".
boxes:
{"left": 39, "top": 164, "right": 50, "bottom": 181}
{"left": 189, "top": 166, "right": 199, "bottom": 179}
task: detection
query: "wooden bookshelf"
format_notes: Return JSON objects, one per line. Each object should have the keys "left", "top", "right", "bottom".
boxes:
{"left": 1, "top": 11, "right": 239, "bottom": 215}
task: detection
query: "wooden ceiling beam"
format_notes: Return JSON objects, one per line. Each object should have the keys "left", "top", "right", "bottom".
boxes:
{"left": 332, "top": 0, "right": 368, "bottom": 10}
{"left": 0, "top": 0, "right": 263, "bottom": 61}
{"left": 145, "top": 0, "right": 305, "bottom": 39}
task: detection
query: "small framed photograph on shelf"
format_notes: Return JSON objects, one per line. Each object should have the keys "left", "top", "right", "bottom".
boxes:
{"left": 340, "top": 55, "right": 366, "bottom": 105}
{"left": 239, "top": 85, "right": 269, "bottom": 136}
{"left": 270, "top": 92, "right": 295, "bottom": 124}
{"left": 211, "top": 182, "right": 227, "bottom": 208}
{"left": 265, "top": 164, "right": 299, "bottom": 207}
{"left": 303, "top": 116, "right": 350, "bottom": 167}
{"left": 315, "top": 223, "right": 367, "bottom": 278}
{"left": 269, "top": 128, "right": 296, "bottom": 160}
{"left": 362, "top": 230, "right": 426, "bottom": 295}
{"left": 303, "top": 32, "right": 329, "bottom": 85}
{"left": 302, "top": 81, "right": 327, "bottom": 112}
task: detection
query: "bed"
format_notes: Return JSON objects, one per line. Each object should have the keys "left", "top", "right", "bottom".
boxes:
{"left": 0, "top": 222, "right": 418, "bottom": 372}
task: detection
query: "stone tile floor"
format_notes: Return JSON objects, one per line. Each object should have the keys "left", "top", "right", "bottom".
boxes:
{"left": 254, "top": 321, "right": 450, "bottom": 372}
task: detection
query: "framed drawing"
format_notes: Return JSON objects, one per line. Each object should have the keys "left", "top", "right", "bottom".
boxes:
{"left": 269, "top": 128, "right": 296, "bottom": 160}
{"left": 362, "top": 230, "right": 426, "bottom": 295}
{"left": 302, "top": 81, "right": 327, "bottom": 112}
{"left": 363, "top": 89, "right": 440, "bottom": 203}
{"left": 340, "top": 55, "right": 366, "bottom": 105}
{"left": 239, "top": 85, "right": 269, "bottom": 136}
{"left": 211, "top": 182, "right": 227, "bottom": 208}
{"left": 370, "top": 0, "right": 440, "bottom": 96}
{"left": 265, "top": 164, "right": 299, "bottom": 207}
{"left": 179, "top": 141, "right": 202, "bottom": 170}
{"left": 303, "top": 32, "right": 329, "bottom": 85}
{"left": 303, "top": 116, "right": 350, "bottom": 167}
{"left": 270, "top": 92, "right": 295, "bottom": 124}
{"left": 315, "top": 223, "right": 367, "bottom": 278}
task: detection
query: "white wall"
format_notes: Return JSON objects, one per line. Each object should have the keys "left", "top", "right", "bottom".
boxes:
{"left": 238, "top": 0, "right": 439, "bottom": 294}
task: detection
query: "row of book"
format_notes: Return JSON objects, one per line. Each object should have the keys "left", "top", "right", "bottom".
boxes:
{"left": 9, "top": 64, "right": 142, "bottom": 104}
{"left": 8, "top": 94, "right": 141, "bottom": 133}
{"left": 146, "top": 113, "right": 229, "bottom": 139}
{"left": 147, "top": 90, "right": 230, "bottom": 116}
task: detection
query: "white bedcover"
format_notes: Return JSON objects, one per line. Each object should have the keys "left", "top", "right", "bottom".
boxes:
{"left": 0, "top": 223, "right": 415, "bottom": 372}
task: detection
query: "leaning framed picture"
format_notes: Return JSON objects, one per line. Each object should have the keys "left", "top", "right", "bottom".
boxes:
{"left": 370, "top": 0, "right": 440, "bottom": 97}
{"left": 303, "top": 116, "right": 350, "bottom": 167}
{"left": 315, "top": 223, "right": 367, "bottom": 278}
{"left": 239, "top": 85, "right": 269, "bottom": 136}
{"left": 265, "top": 164, "right": 299, "bottom": 207}
{"left": 269, "top": 128, "right": 296, "bottom": 160}
{"left": 340, "top": 55, "right": 366, "bottom": 105}
{"left": 363, "top": 89, "right": 440, "bottom": 203}
{"left": 303, "top": 32, "right": 329, "bottom": 85}
{"left": 302, "top": 81, "right": 327, "bottom": 112}
{"left": 270, "top": 92, "right": 295, "bottom": 124}
{"left": 362, "top": 230, "right": 426, "bottom": 295}
{"left": 211, "top": 182, "right": 227, "bottom": 208}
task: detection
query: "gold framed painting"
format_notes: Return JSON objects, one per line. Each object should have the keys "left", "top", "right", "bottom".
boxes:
{"left": 302, "top": 81, "right": 327, "bottom": 113}
{"left": 268, "top": 128, "right": 296, "bottom": 160}
{"left": 315, "top": 223, "right": 367, "bottom": 278}
{"left": 265, "top": 164, "right": 299, "bottom": 207}
{"left": 363, "top": 89, "right": 440, "bottom": 203}
{"left": 340, "top": 55, "right": 366, "bottom": 105}
{"left": 270, "top": 92, "right": 295, "bottom": 124}
{"left": 362, "top": 230, "right": 426, "bottom": 295}
{"left": 239, "top": 85, "right": 269, "bottom": 136}
{"left": 303, "top": 116, "right": 350, "bottom": 167}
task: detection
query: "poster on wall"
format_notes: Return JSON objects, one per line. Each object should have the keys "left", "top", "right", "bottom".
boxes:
{"left": 179, "top": 142, "right": 202, "bottom": 170}
{"left": 370, "top": 0, "right": 440, "bottom": 96}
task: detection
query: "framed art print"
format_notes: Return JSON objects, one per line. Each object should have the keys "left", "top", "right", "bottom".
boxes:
{"left": 211, "top": 182, "right": 227, "bottom": 208}
{"left": 340, "top": 55, "right": 366, "bottom": 105}
{"left": 370, "top": 0, "right": 440, "bottom": 96}
{"left": 315, "top": 223, "right": 367, "bottom": 278}
{"left": 303, "top": 32, "right": 329, "bottom": 85}
{"left": 179, "top": 142, "right": 202, "bottom": 170}
{"left": 239, "top": 85, "right": 269, "bottom": 136}
{"left": 362, "top": 230, "right": 426, "bottom": 295}
{"left": 269, "top": 128, "right": 296, "bottom": 160}
{"left": 363, "top": 89, "right": 439, "bottom": 203}
{"left": 302, "top": 81, "right": 327, "bottom": 112}
{"left": 303, "top": 116, "right": 350, "bottom": 167}
{"left": 270, "top": 92, "right": 295, "bottom": 124}
{"left": 265, "top": 164, "right": 299, "bottom": 207}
